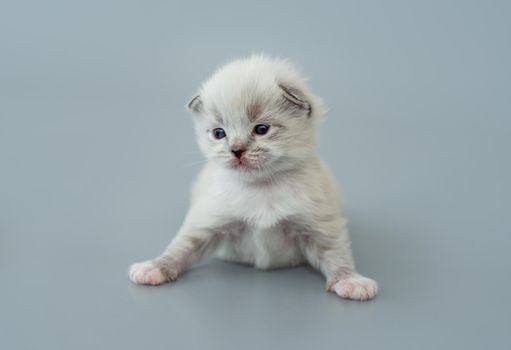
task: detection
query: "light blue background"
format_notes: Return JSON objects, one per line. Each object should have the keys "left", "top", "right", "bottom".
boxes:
{"left": 1, "top": 1, "right": 510, "bottom": 349}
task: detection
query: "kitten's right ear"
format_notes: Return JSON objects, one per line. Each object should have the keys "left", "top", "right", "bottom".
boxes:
{"left": 186, "top": 95, "right": 203, "bottom": 114}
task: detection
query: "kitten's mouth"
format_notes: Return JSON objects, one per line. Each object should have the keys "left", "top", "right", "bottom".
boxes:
{"left": 230, "top": 158, "right": 254, "bottom": 171}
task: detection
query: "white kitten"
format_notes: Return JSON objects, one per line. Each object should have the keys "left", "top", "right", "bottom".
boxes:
{"left": 129, "top": 55, "right": 378, "bottom": 301}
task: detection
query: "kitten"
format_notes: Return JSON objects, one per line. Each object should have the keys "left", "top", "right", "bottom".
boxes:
{"left": 129, "top": 55, "right": 378, "bottom": 301}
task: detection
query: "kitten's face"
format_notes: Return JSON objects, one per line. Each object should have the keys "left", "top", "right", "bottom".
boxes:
{"left": 187, "top": 57, "right": 322, "bottom": 179}
{"left": 190, "top": 87, "right": 317, "bottom": 178}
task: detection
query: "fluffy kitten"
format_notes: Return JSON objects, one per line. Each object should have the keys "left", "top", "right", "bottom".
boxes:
{"left": 129, "top": 55, "right": 378, "bottom": 301}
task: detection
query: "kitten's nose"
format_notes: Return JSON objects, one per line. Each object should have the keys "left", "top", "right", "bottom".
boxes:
{"left": 231, "top": 148, "right": 246, "bottom": 159}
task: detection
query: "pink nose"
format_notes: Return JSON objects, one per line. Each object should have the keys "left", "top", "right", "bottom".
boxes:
{"left": 231, "top": 148, "right": 246, "bottom": 159}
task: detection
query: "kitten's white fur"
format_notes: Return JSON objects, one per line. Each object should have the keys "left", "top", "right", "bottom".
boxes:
{"left": 129, "top": 55, "right": 378, "bottom": 301}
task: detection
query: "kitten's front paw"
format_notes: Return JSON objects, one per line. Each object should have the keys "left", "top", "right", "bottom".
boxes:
{"left": 332, "top": 275, "right": 378, "bottom": 301}
{"left": 129, "top": 261, "right": 170, "bottom": 286}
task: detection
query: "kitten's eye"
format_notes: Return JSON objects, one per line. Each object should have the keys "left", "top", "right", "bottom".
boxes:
{"left": 254, "top": 124, "right": 270, "bottom": 135}
{"left": 212, "top": 128, "right": 226, "bottom": 139}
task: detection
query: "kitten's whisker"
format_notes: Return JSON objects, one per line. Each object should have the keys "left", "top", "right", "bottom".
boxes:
{"left": 183, "top": 150, "right": 204, "bottom": 155}
{"left": 180, "top": 159, "right": 208, "bottom": 169}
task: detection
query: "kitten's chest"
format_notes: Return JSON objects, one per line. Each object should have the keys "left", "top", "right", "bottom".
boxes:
{"left": 223, "top": 182, "right": 301, "bottom": 228}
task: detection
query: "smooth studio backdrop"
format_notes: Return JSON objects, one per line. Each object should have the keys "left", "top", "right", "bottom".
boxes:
{"left": 1, "top": 1, "right": 510, "bottom": 349}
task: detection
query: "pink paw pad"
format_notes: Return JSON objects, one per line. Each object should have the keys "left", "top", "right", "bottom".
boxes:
{"left": 332, "top": 275, "right": 378, "bottom": 301}
{"left": 129, "top": 261, "right": 166, "bottom": 285}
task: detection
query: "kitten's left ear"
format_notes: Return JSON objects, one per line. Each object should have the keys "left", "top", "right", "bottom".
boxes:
{"left": 278, "top": 83, "right": 312, "bottom": 117}
{"left": 186, "top": 95, "right": 203, "bottom": 114}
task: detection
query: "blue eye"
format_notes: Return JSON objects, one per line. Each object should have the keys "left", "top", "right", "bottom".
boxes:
{"left": 212, "top": 128, "right": 226, "bottom": 139}
{"left": 254, "top": 124, "right": 270, "bottom": 135}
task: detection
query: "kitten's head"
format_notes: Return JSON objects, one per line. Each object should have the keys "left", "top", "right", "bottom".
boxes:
{"left": 187, "top": 55, "right": 325, "bottom": 180}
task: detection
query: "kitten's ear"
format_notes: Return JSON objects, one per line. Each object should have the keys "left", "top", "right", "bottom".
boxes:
{"left": 186, "top": 95, "right": 203, "bottom": 114}
{"left": 278, "top": 83, "right": 312, "bottom": 117}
